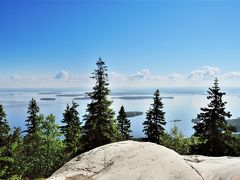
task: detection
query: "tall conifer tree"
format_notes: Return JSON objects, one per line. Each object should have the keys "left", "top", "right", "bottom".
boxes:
{"left": 82, "top": 58, "right": 118, "bottom": 150}
{"left": 22, "top": 99, "right": 42, "bottom": 178}
{"left": 0, "top": 104, "right": 12, "bottom": 179}
{"left": 193, "top": 78, "right": 235, "bottom": 156}
{"left": 143, "top": 89, "right": 166, "bottom": 144}
{"left": 61, "top": 102, "right": 81, "bottom": 156}
{"left": 117, "top": 105, "right": 132, "bottom": 140}
{"left": 0, "top": 104, "right": 10, "bottom": 147}
{"left": 25, "top": 98, "right": 40, "bottom": 134}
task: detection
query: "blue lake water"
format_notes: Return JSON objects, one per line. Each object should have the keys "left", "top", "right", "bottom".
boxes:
{"left": 1, "top": 87, "right": 240, "bottom": 138}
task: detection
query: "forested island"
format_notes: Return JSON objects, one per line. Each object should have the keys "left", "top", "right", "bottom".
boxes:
{"left": 40, "top": 98, "right": 56, "bottom": 101}
{"left": 112, "top": 96, "right": 174, "bottom": 100}
{"left": 125, "top": 111, "right": 143, "bottom": 118}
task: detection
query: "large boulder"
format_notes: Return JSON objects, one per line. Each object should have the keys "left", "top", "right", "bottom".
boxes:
{"left": 184, "top": 155, "right": 240, "bottom": 180}
{"left": 48, "top": 141, "right": 202, "bottom": 180}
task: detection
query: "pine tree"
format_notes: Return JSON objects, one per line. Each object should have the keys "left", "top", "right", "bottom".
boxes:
{"left": 22, "top": 99, "right": 43, "bottom": 178}
{"left": 117, "top": 106, "right": 132, "bottom": 140}
{"left": 193, "top": 78, "right": 235, "bottom": 156}
{"left": 25, "top": 98, "right": 40, "bottom": 134}
{"left": 0, "top": 104, "right": 12, "bottom": 179}
{"left": 0, "top": 104, "right": 10, "bottom": 147}
{"left": 82, "top": 58, "right": 118, "bottom": 151}
{"left": 61, "top": 102, "right": 81, "bottom": 156}
{"left": 143, "top": 110, "right": 154, "bottom": 142}
{"left": 143, "top": 89, "right": 166, "bottom": 144}
{"left": 22, "top": 114, "right": 44, "bottom": 178}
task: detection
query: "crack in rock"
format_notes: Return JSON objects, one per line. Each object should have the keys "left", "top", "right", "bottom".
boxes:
{"left": 184, "top": 156, "right": 204, "bottom": 163}
{"left": 185, "top": 161, "right": 205, "bottom": 180}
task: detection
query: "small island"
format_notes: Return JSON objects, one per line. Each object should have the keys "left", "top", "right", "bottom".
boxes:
{"left": 56, "top": 94, "right": 84, "bottom": 97}
{"left": 125, "top": 111, "right": 143, "bottom": 118}
{"left": 112, "top": 96, "right": 174, "bottom": 100}
{"left": 169, "top": 119, "right": 182, "bottom": 123}
{"left": 39, "top": 92, "right": 62, "bottom": 95}
{"left": 73, "top": 97, "right": 91, "bottom": 100}
{"left": 40, "top": 98, "right": 56, "bottom": 101}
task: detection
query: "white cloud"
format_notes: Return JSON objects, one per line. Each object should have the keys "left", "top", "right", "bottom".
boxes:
{"left": 168, "top": 72, "right": 183, "bottom": 79}
{"left": 188, "top": 66, "right": 220, "bottom": 80}
{"left": 55, "top": 70, "right": 69, "bottom": 80}
{"left": 129, "top": 69, "right": 150, "bottom": 80}
{"left": 10, "top": 74, "right": 21, "bottom": 81}
{"left": 3, "top": 65, "right": 240, "bottom": 88}
{"left": 224, "top": 71, "right": 240, "bottom": 80}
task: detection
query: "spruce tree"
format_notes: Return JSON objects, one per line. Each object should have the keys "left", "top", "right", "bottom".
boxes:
{"left": 22, "top": 99, "right": 43, "bottom": 178}
{"left": 82, "top": 58, "right": 118, "bottom": 151}
{"left": 22, "top": 113, "right": 65, "bottom": 178}
{"left": 25, "top": 98, "right": 40, "bottom": 134}
{"left": 61, "top": 102, "right": 81, "bottom": 156}
{"left": 0, "top": 104, "right": 10, "bottom": 147}
{"left": 117, "top": 105, "right": 132, "bottom": 140}
{"left": 143, "top": 89, "right": 166, "bottom": 144}
{"left": 0, "top": 104, "right": 12, "bottom": 179}
{"left": 193, "top": 78, "right": 235, "bottom": 156}
{"left": 143, "top": 110, "right": 154, "bottom": 142}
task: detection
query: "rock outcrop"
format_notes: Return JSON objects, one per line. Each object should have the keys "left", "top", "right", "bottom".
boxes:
{"left": 48, "top": 141, "right": 240, "bottom": 180}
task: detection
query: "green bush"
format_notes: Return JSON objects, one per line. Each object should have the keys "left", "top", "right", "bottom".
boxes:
{"left": 161, "top": 126, "right": 201, "bottom": 155}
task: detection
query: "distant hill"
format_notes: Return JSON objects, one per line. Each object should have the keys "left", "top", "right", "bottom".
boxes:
{"left": 192, "top": 118, "right": 240, "bottom": 132}
{"left": 227, "top": 118, "right": 240, "bottom": 132}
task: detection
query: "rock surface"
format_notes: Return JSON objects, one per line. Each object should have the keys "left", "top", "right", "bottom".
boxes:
{"left": 184, "top": 155, "right": 240, "bottom": 180}
{"left": 48, "top": 141, "right": 240, "bottom": 180}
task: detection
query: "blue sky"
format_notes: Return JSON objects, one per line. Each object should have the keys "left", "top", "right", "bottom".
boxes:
{"left": 1, "top": 0, "right": 240, "bottom": 88}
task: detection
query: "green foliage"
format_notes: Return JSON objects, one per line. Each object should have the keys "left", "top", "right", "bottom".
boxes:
{"left": 40, "top": 114, "right": 65, "bottom": 177}
{"left": 82, "top": 58, "right": 118, "bottom": 151}
{"left": 20, "top": 99, "right": 65, "bottom": 178}
{"left": 61, "top": 102, "right": 81, "bottom": 157}
{"left": 0, "top": 104, "right": 13, "bottom": 179}
{"left": 21, "top": 99, "right": 42, "bottom": 178}
{"left": 0, "top": 146, "right": 13, "bottom": 178}
{"left": 8, "top": 175, "right": 22, "bottom": 180}
{"left": 22, "top": 114, "right": 45, "bottom": 178}
{"left": 143, "top": 89, "right": 166, "bottom": 144}
{"left": 0, "top": 104, "right": 10, "bottom": 147}
{"left": 161, "top": 126, "right": 202, "bottom": 155}
{"left": 25, "top": 98, "right": 40, "bottom": 134}
{"left": 193, "top": 78, "right": 236, "bottom": 156}
{"left": 21, "top": 113, "right": 65, "bottom": 178}
{"left": 8, "top": 127, "right": 23, "bottom": 177}
{"left": 117, "top": 105, "right": 132, "bottom": 140}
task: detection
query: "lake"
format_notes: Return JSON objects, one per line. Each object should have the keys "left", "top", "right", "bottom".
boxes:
{"left": 1, "top": 87, "right": 240, "bottom": 137}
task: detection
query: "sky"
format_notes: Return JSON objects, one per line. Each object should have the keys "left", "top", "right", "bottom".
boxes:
{"left": 1, "top": 0, "right": 240, "bottom": 88}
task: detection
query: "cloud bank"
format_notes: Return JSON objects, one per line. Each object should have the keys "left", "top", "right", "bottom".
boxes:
{"left": 2, "top": 66, "right": 240, "bottom": 88}
{"left": 188, "top": 66, "right": 220, "bottom": 80}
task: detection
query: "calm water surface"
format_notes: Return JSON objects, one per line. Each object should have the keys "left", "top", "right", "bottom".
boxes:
{"left": 1, "top": 88, "right": 240, "bottom": 137}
